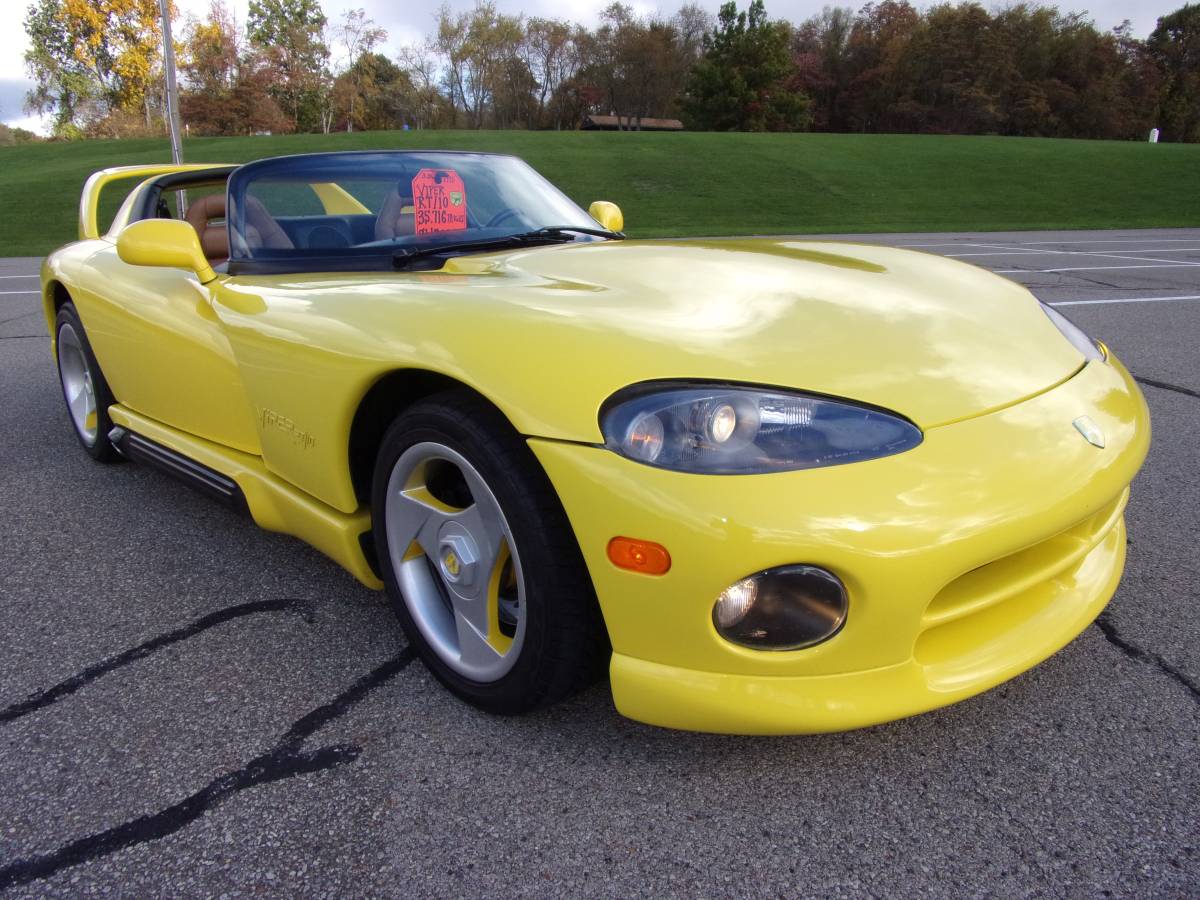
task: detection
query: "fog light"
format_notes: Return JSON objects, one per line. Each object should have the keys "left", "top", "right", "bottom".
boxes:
{"left": 712, "top": 565, "right": 848, "bottom": 650}
{"left": 714, "top": 578, "right": 756, "bottom": 627}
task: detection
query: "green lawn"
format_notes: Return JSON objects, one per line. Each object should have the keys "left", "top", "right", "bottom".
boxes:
{"left": 0, "top": 130, "right": 1196, "bottom": 256}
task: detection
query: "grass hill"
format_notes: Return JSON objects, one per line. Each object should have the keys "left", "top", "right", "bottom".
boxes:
{"left": 0, "top": 130, "right": 1196, "bottom": 256}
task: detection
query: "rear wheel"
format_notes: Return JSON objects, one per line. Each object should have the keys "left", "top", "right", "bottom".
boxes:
{"left": 55, "top": 303, "right": 118, "bottom": 462}
{"left": 371, "top": 390, "right": 607, "bottom": 714}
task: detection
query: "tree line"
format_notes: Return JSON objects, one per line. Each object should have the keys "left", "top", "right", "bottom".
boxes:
{"left": 17, "top": 0, "right": 1200, "bottom": 143}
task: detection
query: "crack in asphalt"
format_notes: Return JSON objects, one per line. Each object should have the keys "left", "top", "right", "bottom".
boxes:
{"left": 0, "top": 599, "right": 313, "bottom": 724}
{"left": 1067, "top": 273, "right": 1128, "bottom": 291}
{"left": 0, "top": 335, "right": 42, "bottom": 340}
{"left": 0, "top": 648, "right": 416, "bottom": 891}
{"left": 1094, "top": 613, "right": 1200, "bottom": 705}
{"left": 0, "top": 310, "right": 39, "bottom": 327}
{"left": 1134, "top": 376, "right": 1200, "bottom": 401}
{"left": 972, "top": 787, "right": 1066, "bottom": 900}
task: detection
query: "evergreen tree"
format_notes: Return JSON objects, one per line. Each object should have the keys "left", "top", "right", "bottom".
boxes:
{"left": 1148, "top": 3, "right": 1200, "bottom": 141}
{"left": 682, "top": 1, "right": 810, "bottom": 131}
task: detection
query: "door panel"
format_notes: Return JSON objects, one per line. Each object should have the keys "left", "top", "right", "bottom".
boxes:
{"left": 74, "top": 245, "right": 261, "bottom": 454}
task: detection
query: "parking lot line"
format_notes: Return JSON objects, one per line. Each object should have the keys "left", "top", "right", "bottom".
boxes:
{"left": 945, "top": 250, "right": 1052, "bottom": 257}
{"left": 898, "top": 238, "right": 1200, "bottom": 248}
{"left": 1050, "top": 295, "right": 1200, "bottom": 306}
{"left": 0, "top": 274, "right": 39, "bottom": 279}
{"left": 949, "top": 248, "right": 1200, "bottom": 258}
{"left": 965, "top": 243, "right": 1200, "bottom": 266}
{"left": 0, "top": 291, "right": 39, "bottom": 295}
{"left": 995, "top": 238, "right": 1200, "bottom": 245}
{"left": 1079, "top": 248, "right": 1200, "bottom": 254}
{"left": 945, "top": 250, "right": 1051, "bottom": 256}
{"left": 995, "top": 264, "right": 1200, "bottom": 273}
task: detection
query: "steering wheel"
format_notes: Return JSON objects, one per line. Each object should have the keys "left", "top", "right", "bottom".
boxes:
{"left": 485, "top": 207, "right": 522, "bottom": 228}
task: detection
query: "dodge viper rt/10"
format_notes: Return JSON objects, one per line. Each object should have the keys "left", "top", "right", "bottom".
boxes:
{"left": 40, "top": 151, "right": 1150, "bottom": 734}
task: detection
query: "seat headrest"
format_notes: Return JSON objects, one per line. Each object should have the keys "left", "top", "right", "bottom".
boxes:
{"left": 185, "top": 193, "right": 226, "bottom": 229}
{"left": 183, "top": 194, "right": 229, "bottom": 263}
{"left": 242, "top": 195, "right": 294, "bottom": 250}
{"left": 375, "top": 190, "right": 416, "bottom": 241}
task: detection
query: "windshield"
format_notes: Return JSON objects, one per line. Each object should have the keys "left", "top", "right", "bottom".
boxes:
{"left": 225, "top": 151, "right": 609, "bottom": 273}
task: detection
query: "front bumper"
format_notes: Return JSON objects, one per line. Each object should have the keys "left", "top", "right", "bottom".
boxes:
{"left": 529, "top": 357, "right": 1150, "bottom": 735}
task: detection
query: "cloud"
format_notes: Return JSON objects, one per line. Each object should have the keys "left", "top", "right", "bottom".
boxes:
{"left": 0, "top": 79, "right": 33, "bottom": 122}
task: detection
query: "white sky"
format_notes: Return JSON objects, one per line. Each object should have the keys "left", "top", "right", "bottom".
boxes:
{"left": 0, "top": 0, "right": 1181, "bottom": 133}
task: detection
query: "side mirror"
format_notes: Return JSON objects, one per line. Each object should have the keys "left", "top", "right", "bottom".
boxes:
{"left": 588, "top": 201, "right": 624, "bottom": 233}
{"left": 116, "top": 219, "right": 216, "bottom": 284}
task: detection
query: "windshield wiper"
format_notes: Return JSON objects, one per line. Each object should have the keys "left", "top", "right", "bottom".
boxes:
{"left": 528, "top": 225, "right": 624, "bottom": 240}
{"left": 392, "top": 226, "right": 618, "bottom": 270}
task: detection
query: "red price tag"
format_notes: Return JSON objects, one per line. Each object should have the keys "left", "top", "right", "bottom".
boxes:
{"left": 411, "top": 168, "right": 468, "bottom": 235}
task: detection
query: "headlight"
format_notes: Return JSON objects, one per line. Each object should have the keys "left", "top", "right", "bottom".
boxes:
{"left": 1041, "top": 302, "right": 1104, "bottom": 361}
{"left": 601, "top": 383, "right": 923, "bottom": 474}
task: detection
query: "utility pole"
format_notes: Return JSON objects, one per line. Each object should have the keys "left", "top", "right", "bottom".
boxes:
{"left": 159, "top": 0, "right": 183, "bottom": 163}
{"left": 158, "top": 0, "right": 186, "bottom": 213}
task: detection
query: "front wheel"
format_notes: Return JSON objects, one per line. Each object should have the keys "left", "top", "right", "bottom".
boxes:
{"left": 371, "top": 390, "right": 607, "bottom": 714}
{"left": 55, "top": 302, "right": 119, "bottom": 462}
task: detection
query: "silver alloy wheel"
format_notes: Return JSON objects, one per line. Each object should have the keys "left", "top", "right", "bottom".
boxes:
{"left": 384, "top": 441, "right": 526, "bottom": 682}
{"left": 56, "top": 322, "right": 98, "bottom": 446}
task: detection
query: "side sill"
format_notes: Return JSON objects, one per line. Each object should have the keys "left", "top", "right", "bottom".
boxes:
{"left": 110, "top": 426, "right": 249, "bottom": 515}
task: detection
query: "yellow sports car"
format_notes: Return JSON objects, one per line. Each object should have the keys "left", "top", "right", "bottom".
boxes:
{"left": 41, "top": 151, "right": 1149, "bottom": 734}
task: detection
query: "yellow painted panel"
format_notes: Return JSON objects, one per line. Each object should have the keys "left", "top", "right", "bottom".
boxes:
{"left": 310, "top": 182, "right": 372, "bottom": 215}
{"left": 108, "top": 404, "right": 381, "bottom": 589}
{"left": 529, "top": 357, "right": 1147, "bottom": 683}
{"left": 79, "top": 163, "right": 232, "bottom": 240}
{"left": 181, "top": 236, "right": 1086, "bottom": 509}
{"left": 55, "top": 246, "right": 261, "bottom": 454}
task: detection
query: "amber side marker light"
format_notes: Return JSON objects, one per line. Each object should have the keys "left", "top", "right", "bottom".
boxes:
{"left": 607, "top": 537, "right": 672, "bottom": 575}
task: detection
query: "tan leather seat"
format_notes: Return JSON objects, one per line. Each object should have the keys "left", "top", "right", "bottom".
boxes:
{"left": 375, "top": 190, "right": 416, "bottom": 241}
{"left": 244, "top": 196, "right": 294, "bottom": 251}
{"left": 217, "top": 194, "right": 296, "bottom": 257}
{"left": 184, "top": 194, "right": 230, "bottom": 263}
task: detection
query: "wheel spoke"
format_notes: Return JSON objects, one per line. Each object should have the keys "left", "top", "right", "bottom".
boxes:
{"left": 454, "top": 609, "right": 502, "bottom": 670}
{"left": 82, "top": 382, "right": 96, "bottom": 423}
{"left": 68, "top": 384, "right": 87, "bottom": 419}
{"left": 386, "top": 487, "right": 452, "bottom": 560}
{"left": 444, "top": 573, "right": 490, "bottom": 635}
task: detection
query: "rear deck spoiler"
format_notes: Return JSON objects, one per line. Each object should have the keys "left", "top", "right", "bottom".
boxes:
{"left": 78, "top": 163, "right": 235, "bottom": 241}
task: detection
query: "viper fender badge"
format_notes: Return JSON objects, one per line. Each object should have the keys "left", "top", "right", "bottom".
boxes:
{"left": 1073, "top": 416, "right": 1105, "bottom": 448}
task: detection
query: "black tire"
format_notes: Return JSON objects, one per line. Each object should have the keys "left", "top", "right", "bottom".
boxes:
{"left": 371, "top": 389, "right": 608, "bottom": 714}
{"left": 54, "top": 302, "right": 119, "bottom": 463}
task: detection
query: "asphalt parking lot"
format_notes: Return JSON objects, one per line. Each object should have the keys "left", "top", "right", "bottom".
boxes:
{"left": 0, "top": 228, "right": 1197, "bottom": 896}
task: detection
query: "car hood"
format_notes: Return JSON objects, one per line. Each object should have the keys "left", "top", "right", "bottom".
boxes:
{"left": 223, "top": 238, "right": 1086, "bottom": 441}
